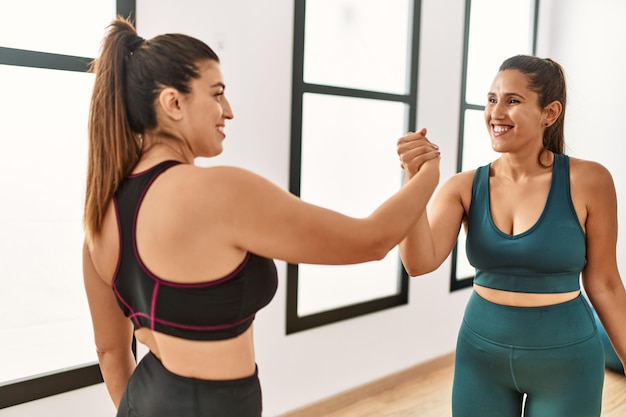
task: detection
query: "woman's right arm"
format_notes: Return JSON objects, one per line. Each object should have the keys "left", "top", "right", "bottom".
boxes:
{"left": 194, "top": 132, "right": 441, "bottom": 265}
{"left": 398, "top": 173, "right": 470, "bottom": 276}
{"left": 396, "top": 131, "right": 471, "bottom": 276}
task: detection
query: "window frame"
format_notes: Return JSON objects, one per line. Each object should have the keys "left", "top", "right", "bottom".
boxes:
{"left": 449, "top": 0, "right": 540, "bottom": 291}
{"left": 286, "top": 0, "right": 422, "bottom": 334}
{"left": 0, "top": 0, "right": 135, "bottom": 408}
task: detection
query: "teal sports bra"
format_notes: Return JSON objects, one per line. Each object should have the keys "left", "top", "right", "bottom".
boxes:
{"left": 466, "top": 153, "right": 586, "bottom": 293}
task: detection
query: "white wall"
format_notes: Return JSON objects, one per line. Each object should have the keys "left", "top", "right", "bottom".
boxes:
{"left": 132, "top": 2, "right": 470, "bottom": 416}
{"left": 2, "top": 0, "right": 625, "bottom": 416}
{"left": 537, "top": 0, "right": 626, "bottom": 275}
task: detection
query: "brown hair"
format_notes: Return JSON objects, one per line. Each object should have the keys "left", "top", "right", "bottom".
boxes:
{"left": 84, "top": 16, "right": 219, "bottom": 243}
{"left": 499, "top": 55, "right": 567, "bottom": 164}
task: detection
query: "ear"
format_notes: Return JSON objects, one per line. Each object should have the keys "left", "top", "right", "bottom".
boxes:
{"left": 157, "top": 87, "right": 184, "bottom": 121}
{"left": 543, "top": 100, "right": 562, "bottom": 127}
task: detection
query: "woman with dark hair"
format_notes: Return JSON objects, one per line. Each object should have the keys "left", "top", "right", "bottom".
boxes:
{"left": 83, "top": 17, "right": 440, "bottom": 417}
{"left": 398, "top": 55, "right": 626, "bottom": 416}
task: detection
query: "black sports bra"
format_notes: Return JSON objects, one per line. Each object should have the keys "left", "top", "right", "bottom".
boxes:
{"left": 112, "top": 161, "right": 278, "bottom": 341}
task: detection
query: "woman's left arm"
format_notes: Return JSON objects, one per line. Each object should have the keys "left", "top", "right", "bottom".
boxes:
{"left": 579, "top": 160, "right": 626, "bottom": 372}
{"left": 83, "top": 242, "right": 136, "bottom": 407}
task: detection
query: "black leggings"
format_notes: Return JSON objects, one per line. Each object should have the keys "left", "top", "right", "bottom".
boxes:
{"left": 453, "top": 292, "right": 605, "bottom": 417}
{"left": 117, "top": 352, "right": 262, "bottom": 417}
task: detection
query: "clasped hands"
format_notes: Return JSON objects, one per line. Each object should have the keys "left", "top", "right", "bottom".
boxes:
{"left": 397, "top": 128, "right": 440, "bottom": 178}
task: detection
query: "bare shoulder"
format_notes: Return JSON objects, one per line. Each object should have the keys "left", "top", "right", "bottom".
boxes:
{"left": 179, "top": 164, "right": 267, "bottom": 186}
{"left": 159, "top": 164, "right": 288, "bottom": 216}
{"left": 158, "top": 164, "right": 271, "bottom": 200}
{"left": 165, "top": 163, "right": 254, "bottom": 180}
{"left": 438, "top": 169, "right": 476, "bottom": 198}
{"left": 568, "top": 157, "right": 617, "bottom": 216}
{"left": 568, "top": 156, "right": 615, "bottom": 190}
{"left": 429, "top": 169, "right": 476, "bottom": 215}
{"left": 568, "top": 156, "right": 611, "bottom": 175}
{"left": 447, "top": 169, "right": 477, "bottom": 187}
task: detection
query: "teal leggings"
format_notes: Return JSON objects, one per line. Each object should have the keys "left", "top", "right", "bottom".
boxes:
{"left": 453, "top": 292, "right": 605, "bottom": 417}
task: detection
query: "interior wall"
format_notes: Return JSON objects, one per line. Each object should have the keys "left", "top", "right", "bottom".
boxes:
{"left": 2, "top": 1, "right": 625, "bottom": 416}
{"left": 537, "top": 0, "right": 626, "bottom": 276}
{"left": 133, "top": 2, "right": 470, "bottom": 416}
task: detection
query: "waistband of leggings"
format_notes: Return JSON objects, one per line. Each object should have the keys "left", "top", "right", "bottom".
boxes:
{"left": 142, "top": 351, "right": 260, "bottom": 387}
{"left": 462, "top": 291, "right": 597, "bottom": 348}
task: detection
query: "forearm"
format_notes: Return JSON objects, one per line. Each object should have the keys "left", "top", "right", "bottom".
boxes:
{"left": 588, "top": 284, "right": 626, "bottom": 370}
{"left": 98, "top": 348, "right": 136, "bottom": 408}
{"left": 399, "top": 211, "right": 438, "bottom": 276}
{"left": 366, "top": 161, "right": 439, "bottom": 254}
{"left": 397, "top": 162, "right": 444, "bottom": 276}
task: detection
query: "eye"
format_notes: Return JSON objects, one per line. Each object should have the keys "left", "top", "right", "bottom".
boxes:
{"left": 487, "top": 96, "right": 497, "bottom": 104}
{"left": 508, "top": 98, "right": 521, "bottom": 104}
{"left": 215, "top": 90, "right": 225, "bottom": 101}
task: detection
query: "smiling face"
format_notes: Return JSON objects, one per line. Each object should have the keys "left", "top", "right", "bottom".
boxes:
{"left": 180, "top": 59, "right": 234, "bottom": 158}
{"left": 484, "top": 69, "right": 551, "bottom": 155}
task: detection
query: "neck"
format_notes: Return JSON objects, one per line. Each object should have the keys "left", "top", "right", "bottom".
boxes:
{"left": 494, "top": 150, "right": 553, "bottom": 181}
{"left": 141, "top": 133, "right": 194, "bottom": 164}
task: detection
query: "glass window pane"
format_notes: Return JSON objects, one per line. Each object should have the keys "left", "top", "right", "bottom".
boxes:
{"left": 461, "top": 109, "right": 499, "bottom": 170}
{"left": 304, "top": 0, "right": 412, "bottom": 95}
{"left": 465, "top": 0, "right": 533, "bottom": 104}
{"left": 455, "top": 109, "right": 499, "bottom": 282}
{"left": 297, "top": 93, "right": 407, "bottom": 316}
{"left": 0, "top": 65, "right": 95, "bottom": 383}
{"left": 297, "top": 252, "right": 401, "bottom": 316}
{"left": 455, "top": 230, "right": 474, "bottom": 279}
{"left": 0, "top": 0, "right": 115, "bottom": 57}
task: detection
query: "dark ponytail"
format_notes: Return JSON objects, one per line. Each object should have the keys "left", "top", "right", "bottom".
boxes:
{"left": 84, "top": 16, "right": 219, "bottom": 243}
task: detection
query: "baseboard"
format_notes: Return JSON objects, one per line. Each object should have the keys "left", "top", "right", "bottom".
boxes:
{"left": 279, "top": 352, "right": 455, "bottom": 417}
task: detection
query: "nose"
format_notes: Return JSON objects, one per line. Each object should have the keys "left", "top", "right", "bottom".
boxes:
{"left": 223, "top": 97, "right": 234, "bottom": 120}
{"left": 489, "top": 101, "right": 505, "bottom": 120}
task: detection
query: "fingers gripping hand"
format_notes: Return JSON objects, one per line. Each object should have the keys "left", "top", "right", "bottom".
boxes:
{"left": 397, "top": 128, "right": 440, "bottom": 176}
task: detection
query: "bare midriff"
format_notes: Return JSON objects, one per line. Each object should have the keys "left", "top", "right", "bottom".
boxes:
{"left": 134, "top": 325, "right": 256, "bottom": 380}
{"left": 474, "top": 284, "right": 581, "bottom": 307}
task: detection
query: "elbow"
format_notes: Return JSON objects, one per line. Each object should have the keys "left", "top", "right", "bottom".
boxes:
{"left": 403, "top": 264, "right": 436, "bottom": 277}
{"left": 582, "top": 272, "right": 625, "bottom": 298}
{"left": 355, "top": 238, "right": 395, "bottom": 263}
{"left": 363, "top": 243, "right": 391, "bottom": 262}
{"left": 96, "top": 347, "right": 114, "bottom": 361}
{"left": 401, "top": 255, "right": 438, "bottom": 277}
{"left": 96, "top": 347, "right": 120, "bottom": 365}
{"left": 95, "top": 342, "right": 133, "bottom": 364}
{"left": 403, "top": 266, "right": 421, "bottom": 277}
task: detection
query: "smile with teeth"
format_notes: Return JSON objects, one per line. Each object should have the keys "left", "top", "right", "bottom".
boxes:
{"left": 493, "top": 125, "right": 513, "bottom": 134}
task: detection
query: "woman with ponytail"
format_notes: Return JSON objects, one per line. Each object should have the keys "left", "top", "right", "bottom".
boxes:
{"left": 83, "top": 17, "right": 440, "bottom": 417}
{"left": 398, "top": 55, "right": 626, "bottom": 416}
